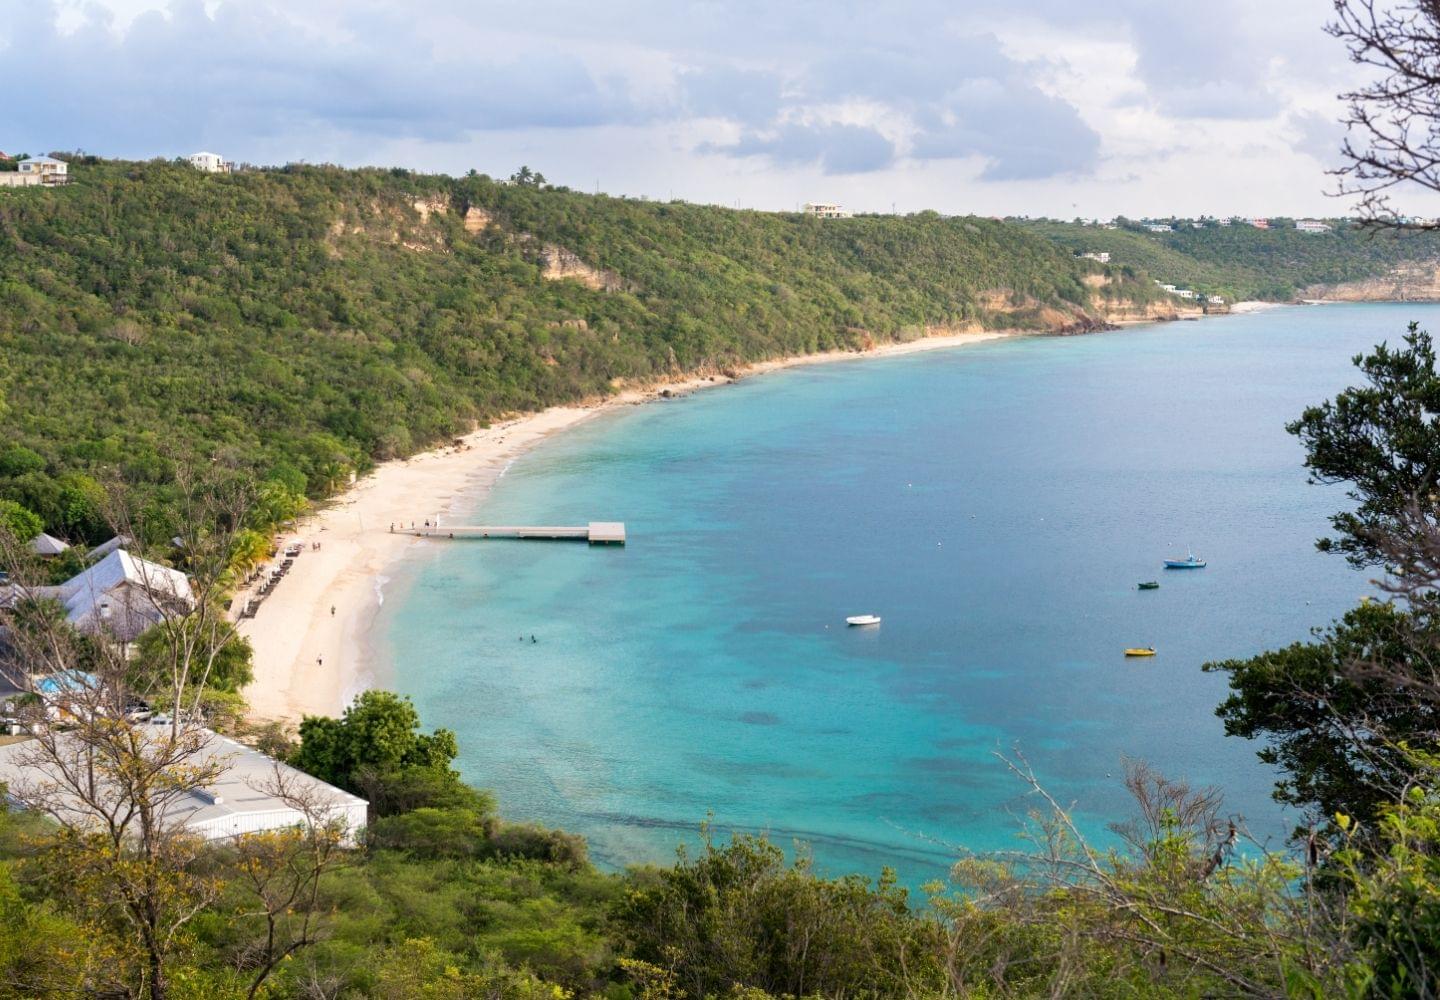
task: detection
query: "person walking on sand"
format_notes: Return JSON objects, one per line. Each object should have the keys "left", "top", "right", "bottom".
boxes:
{"left": 317, "top": 654, "right": 324, "bottom": 668}
{"left": 331, "top": 605, "right": 335, "bottom": 617}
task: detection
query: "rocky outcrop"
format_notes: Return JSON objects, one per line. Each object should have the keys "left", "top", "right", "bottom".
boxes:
{"left": 463, "top": 206, "right": 493, "bottom": 233}
{"left": 411, "top": 196, "right": 448, "bottom": 223}
{"left": 1303, "top": 261, "right": 1440, "bottom": 301}
{"left": 539, "top": 244, "right": 624, "bottom": 291}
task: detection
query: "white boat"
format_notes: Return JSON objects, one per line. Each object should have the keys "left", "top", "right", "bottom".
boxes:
{"left": 846, "top": 614, "right": 882, "bottom": 627}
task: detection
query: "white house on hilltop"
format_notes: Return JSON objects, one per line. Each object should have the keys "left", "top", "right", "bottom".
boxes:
{"left": 1296, "top": 220, "right": 1332, "bottom": 234}
{"left": 0, "top": 155, "right": 69, "bottom": 188}
{"left": 803, "top": 202, "right": 851, "bottom": 219}
{"left": 188, "top": 152, "right": 230, "bottom": 173}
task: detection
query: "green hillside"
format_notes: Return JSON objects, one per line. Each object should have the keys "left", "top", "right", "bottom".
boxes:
{"left": 0, "top": 158, "right": 1156, "bottom": 541}
{"left": 1023, "top": 217, "right": 1440, "bottom": 300}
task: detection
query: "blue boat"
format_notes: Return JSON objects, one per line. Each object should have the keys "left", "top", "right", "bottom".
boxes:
{"left": 1164, "top": 549, "right": 1206, "bottom": 569}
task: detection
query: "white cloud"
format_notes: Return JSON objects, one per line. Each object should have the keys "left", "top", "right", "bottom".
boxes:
{"left": 5, "top": 0, "right": 1439, "bottom": 218}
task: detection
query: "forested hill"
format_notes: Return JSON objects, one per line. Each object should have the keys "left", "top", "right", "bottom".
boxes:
{"left": 0, "top": 158, "right": 1161, "bottom": 533}
{"left": 4, "top": 159, "right": 1440, "bottom": 541}
{"left": 1023, "top": 217, "right": 1440, "bottom": 301}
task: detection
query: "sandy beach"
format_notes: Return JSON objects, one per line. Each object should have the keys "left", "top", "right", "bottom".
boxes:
{"left": 238, "top": 329, "right": 1014, "bottom": 722}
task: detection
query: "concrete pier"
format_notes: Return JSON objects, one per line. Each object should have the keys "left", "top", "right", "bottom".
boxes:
{"left": 405, "top": 522, "right": 625, "bottom": 545}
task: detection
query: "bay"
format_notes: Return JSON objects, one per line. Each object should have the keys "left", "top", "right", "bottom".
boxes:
{"left": 374, "top": 303, "right": 1430, "bottom": 884}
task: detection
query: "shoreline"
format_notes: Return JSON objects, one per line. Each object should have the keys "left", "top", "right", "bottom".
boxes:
{"left": 238, "top": 328, "right": 1016, "bottom": 722}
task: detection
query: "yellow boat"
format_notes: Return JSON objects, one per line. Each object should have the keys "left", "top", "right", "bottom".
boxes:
{"left": 1124, "top": 647, "right": 1157, "bottom": 657}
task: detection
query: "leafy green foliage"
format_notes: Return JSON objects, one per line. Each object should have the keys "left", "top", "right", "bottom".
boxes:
{"left": 0, "top": 159, "right": 1157, "bottom": 543}
{"left": 620, "top": 833, "right": 944, "bottom": 999}
{"left": 130, "top": 616, "right": 255, "bottom": 694}
{"left": 0, "top": 499, "right": 41, "bottom": 543}
{"left": 1337, "top": 772, "right": 1440, "bottom": 997}
{"left": 1288, "top": 324, "right": 1440, "bottom": 565}
{"left": 291, "top": 690, "right": 463, "bottom": 814}
{"left": 1205, "top": 601, "right": 1440, "bottom": 830}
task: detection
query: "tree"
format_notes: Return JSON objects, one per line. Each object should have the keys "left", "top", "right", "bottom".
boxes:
{"left": 1287, "top": 325, "right": 1440, "bottom": 566}
{"left": 131, "top": 616, "right": 255, "bottom": 694}
{"left": 224, "top": 767, "right": 351, "bottom": 1000}
{"left": 509, "top": 165, "right": 547, "bottom": 188}
{"left": 0, "top": 445, "right": 45, "bottom": 478}
{"left": 1205, "top": 601, "right": 1440, "bottom": 828}
{"left": 0, "top": 499, "right": 42, "bottom": 542}
{"left": 1331, "top": 0, "right": 1440, "bottom": 225}
{"left": 290, "top": 690, "right": 462, "bottom": 815}
{"left": 0, "top": 471, "right": 259, "bottom": 1000}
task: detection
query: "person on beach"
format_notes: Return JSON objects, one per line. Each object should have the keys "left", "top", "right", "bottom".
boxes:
{"left": 330, "top": 605, "right": 335, "bottom": 617}
{"left": 530, "top": 635, "right": 537, "bottom": 644}
{"left": 317, "top": 654, "right": 324, "bottom": 667}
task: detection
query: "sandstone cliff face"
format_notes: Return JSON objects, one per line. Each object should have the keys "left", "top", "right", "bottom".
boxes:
{"left": 1303, "top": 261, "right": 1440, "bottom": 301}
{"left": 538, "top": 244, "right": 625, "bottom": 291}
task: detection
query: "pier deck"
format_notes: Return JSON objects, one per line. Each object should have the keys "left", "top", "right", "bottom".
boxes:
{"left": 405, "top": 521, "right": 625, "bottom": 545}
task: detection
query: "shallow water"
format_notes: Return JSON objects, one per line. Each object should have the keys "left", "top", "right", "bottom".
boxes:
{"left": 374, "top": 303, "right": 1433, "bottom": 884}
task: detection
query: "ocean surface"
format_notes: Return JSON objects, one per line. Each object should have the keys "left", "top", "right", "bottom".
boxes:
{"left": 373, "top": 303, "right": 1434, "bottom": 885}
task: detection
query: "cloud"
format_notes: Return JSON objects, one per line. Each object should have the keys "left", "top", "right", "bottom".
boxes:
{"left": 1288, "top": 110, "right": 1347, "bottom": 168}
{"left": 911, "top": 82, "right": 1101, "bottom": 180}
{"left": 713, "top": 122, "right": 896, "bottom": 174}
{"left": 691, "top": 30, "right": 1101, "bottom": 179}
{"left": 1, "top": 0, "right": 648, "bottom": 155}
{"left": 0, "top": 0, "right": 1384, "bottom": 216}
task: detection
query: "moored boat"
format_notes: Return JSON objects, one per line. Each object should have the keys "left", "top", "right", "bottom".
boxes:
{"left": 1164, "top": 549, "right": 1206, "bottom": 569}
{"left": 1125, "top": 647, "right": 1156, "bottom": 657}
{"left": 846, "top": 614, "right": 881, "bottom": 627}
{"left": 1138, "top": 581, "right": 1160, "bottom": 590}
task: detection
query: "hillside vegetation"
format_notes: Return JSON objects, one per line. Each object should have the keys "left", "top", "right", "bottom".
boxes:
{"left": 0, "top": 159, "right": 1160, "bottom": 543}
{"left": 1024, "top": 217, "right": 1440, "bottom": 301}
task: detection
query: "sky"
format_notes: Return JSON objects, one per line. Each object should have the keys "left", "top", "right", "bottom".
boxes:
{"left": 1, "top": 0, "right": 1428, "bottom": 218}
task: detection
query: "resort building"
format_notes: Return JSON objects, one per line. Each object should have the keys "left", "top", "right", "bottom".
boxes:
{"left": 0, "top": 725, "right": 369, "bottom": 842}
{"left": 1146, "top": 223, "right": 1173, "bottom": 233}
{"left": 803, "top": 202, "right": 851, "bottom": 219}
{"left": 1079, "top": 251, "right": 1111, "bottom": 263}
{"left": 1174, "top": 289, "right": 1197, "bottom": 299}
{"left": 1208, "top": 294, "right": 1226, "bottom": 305}
{"left": 1245, "top": 218, "right": 1270, "bottom": 229}
{"left": 0, "top": 548, "right": 193, "bottom": 643}
{"left": 28, "top": 533, "right": 70, "bottom": 558}
{"left": 187, "top": 151, "right": 230, "bottom": 173}
{"left": 1295, "top": 220, "right": 1332, "bottom": 234}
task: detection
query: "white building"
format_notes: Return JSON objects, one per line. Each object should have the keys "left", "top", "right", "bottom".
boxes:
{"left": 803, "top": 202, "right": 851, "bottom": 219}
{"left": 28, "top": 533, "right": 70, "bottom": 558}
{"left": 1296, "top": 220, "right": 1332, "bottom": 234}
{"left": 20, "top": 156, "right": 68, "bottom": 184}
{"left": 1175, "top": 289, "right": 1197, "bottom": 299}
{"left": 0, "top": 155, "right": 68, "bottom": 188}
{"left": 1246, "top": 218, "right": 1270, "bottom": 229}
{"left": 1079, "top": 251, "right": 1111, "bottom": 264}
{"left": 1208, "top": 295, "right": 1226, "bottom": 305}
{"left": 1, "top": 549, "right": 193, "bottom": 643}
{"left": 187, "top": 152, "right": 229, "bottom": 173}
{"left": 1146, "top": 223, "right": 1173, "bottom": 233}
{"left": 0, "top": 725, "right": 368, "bottom": 843}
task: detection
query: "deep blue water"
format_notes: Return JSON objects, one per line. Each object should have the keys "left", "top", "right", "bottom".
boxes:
{"left": 373, "top": 303, "right": 1432, "bottom": 885}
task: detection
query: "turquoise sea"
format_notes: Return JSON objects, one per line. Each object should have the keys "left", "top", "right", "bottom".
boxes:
{"left": 373, "top": 303, "right": 1434, "bottom": 884}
